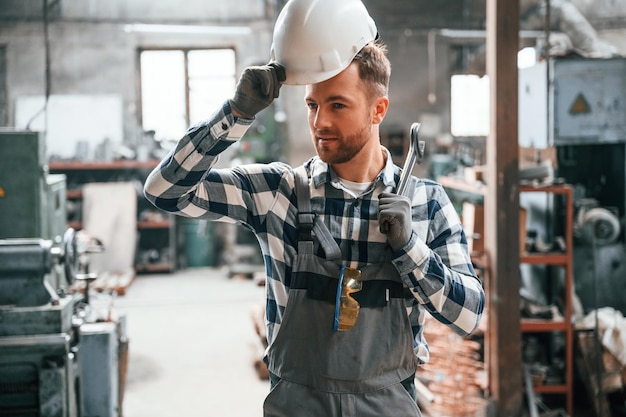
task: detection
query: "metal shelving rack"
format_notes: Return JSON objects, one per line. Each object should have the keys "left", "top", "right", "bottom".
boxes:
{"left": 49, "top": 160, "right": 177, "bottom": 273}
{"left": 519, "top": 183, "right": 573, "bottom": 416}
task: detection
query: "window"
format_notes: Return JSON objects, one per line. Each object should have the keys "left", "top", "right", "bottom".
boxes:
{"left": 450, "top": 74, "right": 490, "bottom": 137}
{"left": 140, "top": 48, "right": 236, "bottom": 141}
{"left": 450, "top": 48, "right": 538, "bottom": 137}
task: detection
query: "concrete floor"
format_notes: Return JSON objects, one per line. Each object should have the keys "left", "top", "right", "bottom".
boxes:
{"left": 114, "top": 267, "right": 270, "bottom": 417}
{"left": 110, "top": 266, "right": 596, "bottom": 417}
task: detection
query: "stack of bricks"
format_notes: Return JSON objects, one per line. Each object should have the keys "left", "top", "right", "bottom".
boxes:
{"left": 416, "top": 315, "right": 487, "bottom": 417}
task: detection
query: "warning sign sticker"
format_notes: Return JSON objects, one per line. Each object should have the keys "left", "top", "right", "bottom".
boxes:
{"left": 569, "top": 93, "right": 591, "bottom": 115}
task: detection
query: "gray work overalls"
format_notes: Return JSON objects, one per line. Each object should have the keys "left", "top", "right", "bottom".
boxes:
{"left": 263, "top": 166, "right": 422, "bottom": 417}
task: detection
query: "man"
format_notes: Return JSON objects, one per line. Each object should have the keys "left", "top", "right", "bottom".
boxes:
{"left": 144, "top": 1, "right": 484, "bottom": 415}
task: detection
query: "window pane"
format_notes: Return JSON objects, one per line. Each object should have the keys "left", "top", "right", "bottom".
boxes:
{"left": 188, "top": 49, "right": 236, "bottom": 77}
{"left": 450, "top": 74, "right": 490, "bottom": 137}
{"left": 188, "top": 49, "right": 236, "bottom": 125}
{"left": 140, "top": 50, "right": 186, "bottom": 141}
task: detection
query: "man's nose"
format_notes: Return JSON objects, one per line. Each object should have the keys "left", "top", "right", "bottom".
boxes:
{"left": 313, "top": 107, "right": 332, "bottom": 129}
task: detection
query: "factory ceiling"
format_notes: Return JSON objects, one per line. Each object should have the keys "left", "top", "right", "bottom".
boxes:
{"left": 2, "top": 0, "right": 625, "bottom": 30}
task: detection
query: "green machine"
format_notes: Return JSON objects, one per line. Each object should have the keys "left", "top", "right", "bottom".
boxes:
{"left": 0, "top": 130, "right": 67, "bottom": 240}
{"left": 0, "top": 130, "right": 123, "bottom": 417}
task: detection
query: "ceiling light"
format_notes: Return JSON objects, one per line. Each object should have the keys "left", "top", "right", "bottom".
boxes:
{"left": 124, "top": 24, "right": 251, "bottom": 36}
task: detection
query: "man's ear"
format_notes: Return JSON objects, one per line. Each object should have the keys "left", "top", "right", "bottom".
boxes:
{"left": 371, "top": 96, "right": 389, "bottom": 125}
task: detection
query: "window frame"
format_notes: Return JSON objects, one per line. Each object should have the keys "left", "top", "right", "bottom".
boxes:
{"left": 137, "top": 46, "right": 237, "bottom": 141}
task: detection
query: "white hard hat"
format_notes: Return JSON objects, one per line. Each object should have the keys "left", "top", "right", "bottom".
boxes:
{"left": 270, "top": 0, "right": 378, "bottom": 85}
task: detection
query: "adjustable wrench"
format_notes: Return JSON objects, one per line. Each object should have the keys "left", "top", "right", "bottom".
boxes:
{"left": 380, "top": 122, "right": 425, "bottom": 234}
{"left": 396, "top": 122, "right": 424, "bottom": 196}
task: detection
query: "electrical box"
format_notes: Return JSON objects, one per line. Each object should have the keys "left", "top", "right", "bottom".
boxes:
{"left": 0, "top": 130, "right": 46, "bottom": 238}
{"left": 46, "top": 174, "right": 68, "bottom": 240}
{"left": 0, "top": 130, "right": 66, "bottom": 240}
{"left": 519, "top": 58, "right": 626, "bottom": 146}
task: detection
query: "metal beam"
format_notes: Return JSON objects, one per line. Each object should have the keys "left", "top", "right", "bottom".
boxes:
{"left": 485, "top": 0, "right": 523, "bottom": 415}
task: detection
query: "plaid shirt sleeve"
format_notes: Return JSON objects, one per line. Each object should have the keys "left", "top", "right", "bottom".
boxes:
{"left": 394, "top": 179, "right": 485, "bottom": 338}
{"left": 143, "top": 101, "right": 297, "bottom": 347}
{"left": 143, "top": 101, "right": 256, "bottom": 219}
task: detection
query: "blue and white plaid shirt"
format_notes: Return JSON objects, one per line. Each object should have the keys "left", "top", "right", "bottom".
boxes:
{"left": 144, "top": 101, "right": 485, "bottom": 364}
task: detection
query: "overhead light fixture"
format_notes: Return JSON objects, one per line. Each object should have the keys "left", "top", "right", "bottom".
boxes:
{"left": 438, "top": 29, "right": 546, "bottom": 40}
{"left": 124, "top": 24, "right": 251, "bottom": 36}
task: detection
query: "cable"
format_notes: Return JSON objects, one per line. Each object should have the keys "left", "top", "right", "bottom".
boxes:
{"left": 25, "top": 0, "right": 51, "bottom": 131}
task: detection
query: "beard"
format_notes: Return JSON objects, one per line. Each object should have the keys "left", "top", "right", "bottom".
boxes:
{"left": 314, "top": 124, "right": 371, "bottom": 165}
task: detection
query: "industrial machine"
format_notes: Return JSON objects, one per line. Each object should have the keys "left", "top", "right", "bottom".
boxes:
{"left": 519, "top": 57, "right": 626, "bottom": 314}
{"left": 0, "top": 130, "right": 122, "bottom": 417}
{"left": 0, "top": 232, "right": 83, "bottom": 416}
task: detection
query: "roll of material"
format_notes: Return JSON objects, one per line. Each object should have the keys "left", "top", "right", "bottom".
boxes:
{"left": 577, "top": 206, "right": 621, "bottom": 245}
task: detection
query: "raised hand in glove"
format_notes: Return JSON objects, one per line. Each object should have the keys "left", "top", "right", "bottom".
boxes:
{"left": 378, "top": 192, "right": 413, "bottom": 251}
{"left": 230, "top": 62, "right": 286, "bottom": 119}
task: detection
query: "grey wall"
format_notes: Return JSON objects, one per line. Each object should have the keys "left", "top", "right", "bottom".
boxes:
{"left": 0, "top": 0, "right": 272, "bottom": 22}
{"left": 0, "top": 0, "right": 274, "bottom": 150}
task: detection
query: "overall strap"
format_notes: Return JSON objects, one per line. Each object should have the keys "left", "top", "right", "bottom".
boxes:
{"left": 294, "top": 166, "right": 342, "bottom": 261}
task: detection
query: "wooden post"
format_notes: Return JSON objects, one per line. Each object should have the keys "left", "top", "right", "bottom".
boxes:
{"left": 485, "top": 0, "right": 523, "bottom": 415}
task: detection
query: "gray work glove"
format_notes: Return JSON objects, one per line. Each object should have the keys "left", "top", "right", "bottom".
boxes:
{"left": 378, "top": 192, "right": 413, "bottom": 251}
{"left": 229, "top": 62, "right": 286, "bottom": 119}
